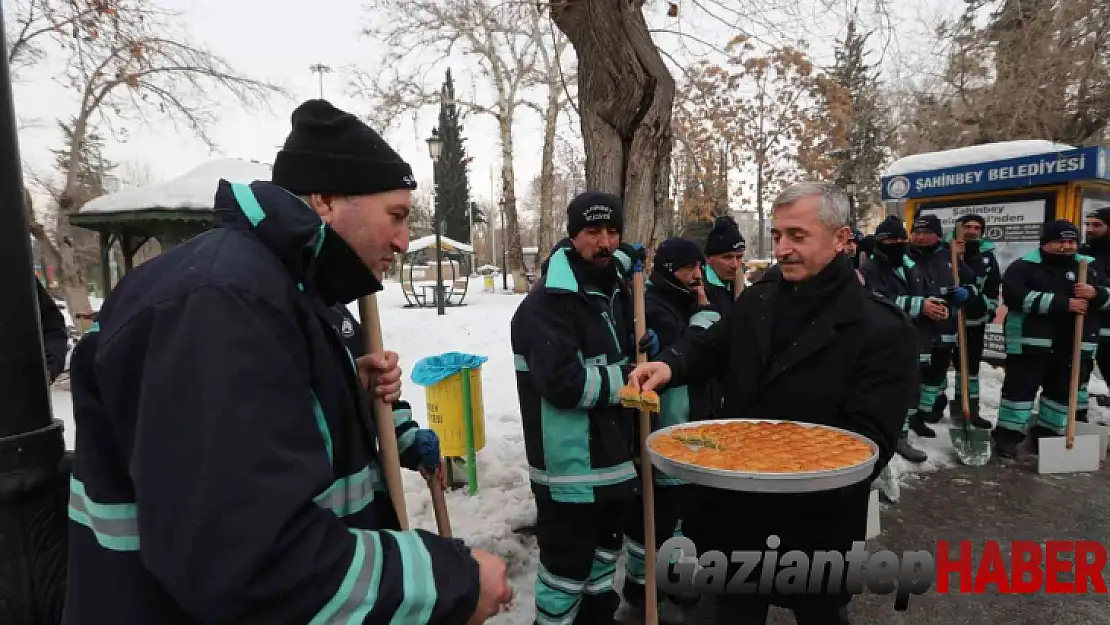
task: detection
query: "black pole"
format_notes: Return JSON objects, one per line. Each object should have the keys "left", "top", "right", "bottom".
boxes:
{"left": 500, "top": 202, "right": 507, "bottom": 291}
{"left": 0, "top": 3, "right": 72, "bottom": 623}
{"left": 433, "top": 175, "right": 445, "bottom": 316}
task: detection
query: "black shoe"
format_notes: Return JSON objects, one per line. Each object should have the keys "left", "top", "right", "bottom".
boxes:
{"left": 896, "top": 436, "right": 927, "bottom": 463}
{"left": 924, "top": 395, "right": 947, "bottom": 423}
{"left": 991, "top": 428, "right": 1023, "bottom": 459}
{"left": 1097, "top": 394, "right": 1110, "bottom": 408}
{"left": 970, "top": 415, "right": 993, "bottom": 430}
{"left": 909, "top": 415, "right": 936, "bottom": 438}
{"left": 1027, "top": 425, "right": 1058, "bottom": 456}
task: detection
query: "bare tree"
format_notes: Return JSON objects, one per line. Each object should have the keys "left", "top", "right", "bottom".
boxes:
{"left": 355, "top": 0, "right": 539, "bottom": 292}
{"left": 27, "top": 0, "right": 284, "bottom": 326}
{"left": 5, "top": 0, "right": 115, "bottom": 75}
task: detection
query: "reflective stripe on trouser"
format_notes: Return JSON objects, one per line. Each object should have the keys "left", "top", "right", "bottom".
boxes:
{"left": 918, "top": 347, "right": 952, "bottom": 414}
{"left": 999, "top": 354, "right": 1094, "bottom": 435}
{"left": 952, "top": 376, "right": 980, "bottom": 401}
{"left": 621, "top": 486, "right": 685, "bottom": 611}
{"left": 533, "top": 494, "right": 624, "bottom": 625}
{"left": 903, "top": 408, "right": 915, "bottom": 435}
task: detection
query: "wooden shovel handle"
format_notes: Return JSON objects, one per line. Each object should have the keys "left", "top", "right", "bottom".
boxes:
{"left": 1067, "top": 260, "right": 1088, "bottom": 450}
{"left": 631, "top": 268, "right": 659, "bottom": 625}
{"left": 949, "top": 233, "right": 972, "bottom": 419}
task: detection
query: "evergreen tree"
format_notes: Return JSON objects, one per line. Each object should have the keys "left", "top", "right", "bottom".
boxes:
{"left": 434, "top": 70, "right": 483, "bottom": 243}
{"left": 52, "top": 117, "right": 116, "bottom": 196}
{"left": 818, "top": 20, "right": 892, "bottom": 223}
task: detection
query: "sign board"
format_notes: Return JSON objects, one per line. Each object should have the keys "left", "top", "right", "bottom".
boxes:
{"left": 882, "top": 146, "right": 1110, "bottom": 201}
{"left": 918, "top": 199, "right": 1049, "bottom": 364}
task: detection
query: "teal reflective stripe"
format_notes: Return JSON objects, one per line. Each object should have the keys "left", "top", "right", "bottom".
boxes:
{"left": 514, "top": 354, "right": 529, "bottom": 371}
{"left": 919, "top": 352, "right": 932, "bottom": 364}
{"left": 310, "top": 530, "right": 384, "bottom": 624}
{"left": 312, "top": 391, "right": 334, "bottom": 464}
{"left": 528, "top": 462, "right": 638, "bottom": 504}
{"left": 544, "top": 249, "right": 579, "bottom": 292}
{"left": 1100, "top": 328, "right": 1110, "bottom": 337}
{"left": 917, "top": 383, "right": 943, "bottom": 413}
{"left": 397, "top": 427, "right": 417, "bottom": 453}
{"left": 704, "top": 265, "right": 726, "bottom": 288}
{"left": 902, "top": 409, "right": 914, "bottom": 434}
{"left": 622, "top": 536, "right": 646, "bottom": 584}
{"left": 535, "top": 564, "right": 584, "bottom": 625}
{"left": 230, "top": 182, "right": 267, "bottom": 227}
{"left": 604, "top": 364, "right": 624, "bottom": 405}
{"left": 895, "top": 295, "right": 924, "bottom": 317}
{"left": 393, "top": 406, "right": 414, "bottom": 428}
{"left": 953, "top": 376, "right": 980, "bottom": 399}
{"left": 690, "top": 310, "right": 720, "bottom": 329}
{"left": 68, "top": 477, "right": 139, "bottom": 551}
{"left": 1021, "top": 290, "right": 1054, "bottom": 314}
{"left": 538, "top": 399, "right": 592, "bottom": 502}
{"left": 585, "top": 548, "right": 617, "bottom": 595}
{"left": 87, "top": 321, "right": 100, "bottom": 333}
{"left": 1038, "top": 293, "right": 1054, "bottom": 314}
{"left": 613, "top": 249, "right": 632, "bottom": 275}
{"left": 659, "top": 386, "right": 690, "bottom": 429}
{"left": 1101, "top": 290, "right": 1110, "bottom": 311}
{"left": 313, "top": 221, "right": 327, "bottom": 257}
{"left": 386, "top": 530, "right": 437, "bottom": 625}
{"left": 1036, "top": 396, "right": 1069, "bottom": 433}
{"left": 1082, "top": 342, "right": 1098, "bottom": 353}
{"left": 315, "top": 465, "right": 380, "bottom": 517}
{"left": 997, "top": 399, "right": 1033, "bottom": 431}
{"left": 579, "top": 367, "right": 602, "bottom": 407}
{"left": 941, "top": 334, "right": 957, "bottom": 344}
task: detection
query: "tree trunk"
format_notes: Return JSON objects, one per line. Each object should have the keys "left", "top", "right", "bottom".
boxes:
{"left": 551, "top": 0, "right": 675, "bottom": 253}
{"left": 537, "top": 84, "right": 561, "bottom": 266}
{"left": 756, "top": 159, "right": 765, "bottom": 258}
{"left": 496, "top": 114, "right": 528, "bottom": 293}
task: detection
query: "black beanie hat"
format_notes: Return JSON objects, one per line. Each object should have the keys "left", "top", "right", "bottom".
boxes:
{"left": 705, "top": 215, "right": 746, "bottom": 256}
{"left": 1088, "top": 208, "right": 1110, "bottom": 226}
{"left": 567, "top": 191, "right": 624, "bottom": 237}
{"left": 1041, "top": 219, "right": 1080, "bottom": 245}
{"left": 912, "top": 213, "right": 943, "bottom": 237}
{"left": 654, "top": 237, "right": 705, "bottom": 275}
{"left": 272, "top": 99, "right": 417, "bottom": 197}
{"left": 850, "top": 228, "right": 864, "bottom": 242}
{"left": 956, "top": 214, "right": 986, "bottom": 230}
{"left": 874, "top": 215, "right": 908, "bottom": 241}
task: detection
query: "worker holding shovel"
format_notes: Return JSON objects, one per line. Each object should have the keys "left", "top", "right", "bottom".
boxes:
{"left": 993, "top": 220, "right": 1110, "bottom": 459}
{"left": 63, "top": 100, "right": 511, "bottom": 625}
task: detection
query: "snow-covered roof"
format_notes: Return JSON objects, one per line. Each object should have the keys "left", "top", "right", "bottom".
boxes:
{"left": 79, "top": 158, "right": 272, "bottom": 214}
{"left": 883, "top": 140, "right": 1076, "bottom": 177}
{"left": 406, "top": 235, "right": 474, "bottom": 254}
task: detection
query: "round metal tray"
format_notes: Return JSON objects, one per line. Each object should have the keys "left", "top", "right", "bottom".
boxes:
{"left": 646, "top": 419, "right": 879, "bottom": 493}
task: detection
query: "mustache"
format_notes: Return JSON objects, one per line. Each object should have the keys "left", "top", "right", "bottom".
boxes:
{"left": 594, "top": 249, "right": 613, "bottom": 258}
{"left": 777, "top": 256, "right": 803, "bottom": 264}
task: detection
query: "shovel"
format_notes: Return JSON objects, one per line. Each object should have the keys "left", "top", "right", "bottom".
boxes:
{"left": 947, "top": 234, "right": 991, "bottom": 466}
{"left": 733, "top": 268, "right": 745, "bottom": 299}
{"left": 1037, "top": 260, "right": 1102, "bottom": 474}
{"left": 359, "top": 295, "right": 453, "bottom": 536}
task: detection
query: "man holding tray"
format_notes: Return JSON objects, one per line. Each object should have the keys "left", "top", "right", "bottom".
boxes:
{"left": 626, "top": 181, "right": 919, "bottom": 624}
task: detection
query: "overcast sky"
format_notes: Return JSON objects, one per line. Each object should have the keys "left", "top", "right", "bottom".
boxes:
{"left": 10, "top": 0, "right": 960, "bottom": 207}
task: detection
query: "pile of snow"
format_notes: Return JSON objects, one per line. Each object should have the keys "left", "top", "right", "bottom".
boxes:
{"left": 883, "top": 140, "right": 1078, "bottom": 177}
{"left": 79, "top": 158, "right": 272, "bottom": 214}
{"left": 51, "top": 277, "right": 1110, "bottom": 625}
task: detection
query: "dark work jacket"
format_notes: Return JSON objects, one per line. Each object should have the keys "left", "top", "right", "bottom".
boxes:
{"left": 512, "top": 247, "right": 639, "bottom": 503}
{"left": 946, "top": 234, "right": 1002, "bottom": 327}
{"left": 658, "top": 263, "right": 919, "bottom": 607}
{"left": 909, "top": 242, "right": 978, "bottom": 346}
{"left": 644, "top": 270, "right": 722, "bottom": 486}
{"left": 1002, "top": 250, "right": 1110, "bottom": 358}
{"left": 64, "top": 180, "right": 479, "bottom": 625}
{"left": 703, "top": 264, "right": 738, "bottom": 314}
{"left": 37, "top": 278, "right": 69, "bottom": 381}
{"left": 1079, "top": 238, "right": 1110, "bottom": 342}
{"left": 861, "top": 250, "right": 938, "bottom": 356}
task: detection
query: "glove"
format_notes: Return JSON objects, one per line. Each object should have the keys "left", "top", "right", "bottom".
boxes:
{"left": 638, "top": 329, "right": 661, "bottom": 357}
{"left": 615, "top": 242, "right": 647, "bottom": 274}
{"left": 412, "top": 429, "right": 442, "bottom": 473}
{"left": 941, "top": 286, "right": 970, "bottom": 307}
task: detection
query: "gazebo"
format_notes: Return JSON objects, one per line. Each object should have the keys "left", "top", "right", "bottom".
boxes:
{"left": 399, "top": 234, "right": 475, "bottom": 307}
{"left": 69, "top": 158, "right": 272, "bottom": 295}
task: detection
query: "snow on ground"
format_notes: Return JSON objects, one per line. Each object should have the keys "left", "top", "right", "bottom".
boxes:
{"left": 49, "top": 278, "right": 1110, "bottom": 624}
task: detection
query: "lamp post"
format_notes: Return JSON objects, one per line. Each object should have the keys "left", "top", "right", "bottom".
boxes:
{"left": 0, "top": 4, "right": 70, "bottom": 622}
{"left": 309, "top": 63, "right": 332, "bottom": 99}
{"left": 845, "top": 182, "right": 858, "bottom": 229}
{"left": 426, "top": 128, "right": 445, "bottom": 316}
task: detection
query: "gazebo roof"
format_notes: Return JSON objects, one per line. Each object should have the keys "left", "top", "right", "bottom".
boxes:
{"left": 406, "top": 235, "right": 475, "bottom": 254}
{"left": 70, "top": 158, "right": 272, "bottom": 230}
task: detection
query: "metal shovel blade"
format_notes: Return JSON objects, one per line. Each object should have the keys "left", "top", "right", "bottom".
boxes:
{"left": 949, "top": 423, "right": 992, "bottom": 467}
{"left": 1037, "top": 435, "right": 1102, "bottom": 474}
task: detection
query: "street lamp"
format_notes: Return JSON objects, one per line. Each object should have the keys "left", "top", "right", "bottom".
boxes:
{"left": 426, "top": 128, "right": 445, "bottom": 316}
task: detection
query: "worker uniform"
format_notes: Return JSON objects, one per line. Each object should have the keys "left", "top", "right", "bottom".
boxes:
{"left": 947, "top": 221, "right": 1001, "bottom": 426}
{"left": 1078, "top": 213, "right": 1110, "bottom": 401}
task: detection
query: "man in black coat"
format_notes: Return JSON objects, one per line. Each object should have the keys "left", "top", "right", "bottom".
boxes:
{"left": 702, "top": 215, "right": 746, "bottom": 311}
{"left": 628, "top": 181, "right": 919, "bottom": 625}
{"left": 36, "top": 279, "right": 69, "bottom": 382}
{"left": 948, "top": 214, "right": 1000, "bottom": 428}
{"left": 64, "top": 100, "right": 510, "bottom": 625}
{"left": 1080, "top": 207, "right": 1110, "bottom": 404}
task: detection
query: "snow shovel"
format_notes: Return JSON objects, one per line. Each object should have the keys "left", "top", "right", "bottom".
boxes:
{"left": 629, "top": 258, "right": 660, "bottom": 625}
{"left": 733, "top": 266, "right": 745, "bottom": 299}
{"left": 947, "top": 235, "right": 992, "bottom": 466}
{"left": 359, "top": 295, "right": 454, "bottom": 536}
{"left": 1038, "top": 260, "right": 1102, "bottom": 474}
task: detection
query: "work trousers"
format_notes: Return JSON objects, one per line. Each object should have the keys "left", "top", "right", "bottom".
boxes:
{"left": 951, "top": 326, "right": 986, "bottom": 419}
{"left": 533, "top": 491, "right": 628, "bottom": 625}
{"left": 907, "top": 346, "right": 951, "bottom": 431}
{"left": 1096, "top": 341, "right": 1110, "bottom": 390}
{"left": 998, "top": 353, "right": 1094, "bottom": 435}
{"left": 903, "top": 350, "right": 933, "bottom": 434}
{"left": 620, "top": 484, "right": 690, "bottom": 612}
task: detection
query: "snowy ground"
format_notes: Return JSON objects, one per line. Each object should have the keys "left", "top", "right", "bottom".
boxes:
{"left": 49, "top": 279, "right": 1110, "bottom": 625}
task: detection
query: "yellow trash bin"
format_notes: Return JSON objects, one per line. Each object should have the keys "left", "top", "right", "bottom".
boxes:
{"left": 483, "top": 275, "right": 495, "bottom": 293}
{"left": 425, "top": 367, "right": 486, "bottom": 458}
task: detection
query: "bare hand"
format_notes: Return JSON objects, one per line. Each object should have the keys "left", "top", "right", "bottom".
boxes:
{"left": 627, "top": 362, "right": 672, "bottom": 393}
{"left": 924, "top": 298, "right": 949, "bottom": 321}
{"left": 952, "top": 240, "right": 965, "bottom": 256}
{"left": 1069, "top": 298, "right": 1089, "bottom": 314}
{"left": 694, "top": 283, "right": 709, "bottom": 305}
{"left": 357, "top": 351, "right": 402, "bottom": 404}
{"left": 1074, "top": 283, "right": 1097, "bottom": 300}
{"left": 467, "top": 549, "right": 513, "bottom": 625}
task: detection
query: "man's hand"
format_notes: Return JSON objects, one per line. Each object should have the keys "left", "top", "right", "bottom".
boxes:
{"left": 1074, "top": 283, "right": 1097, "bottom": 300}
{"left": 923, "top": 298, "right": 949, "bottom": 321}
{"left": 357, "top": 351, "right": 402, "bottom": 404}
{"left": 467, "top": 549, "right": 513, "bottom": 625}
{"left": 1069, "top": 298, "right": 1089, "bottom": 314}
{"left": 694, "top": 282, "right": 710, "bottom": 305}
{"left": 627, "top": 362, "right": 672, "bottom": 393}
